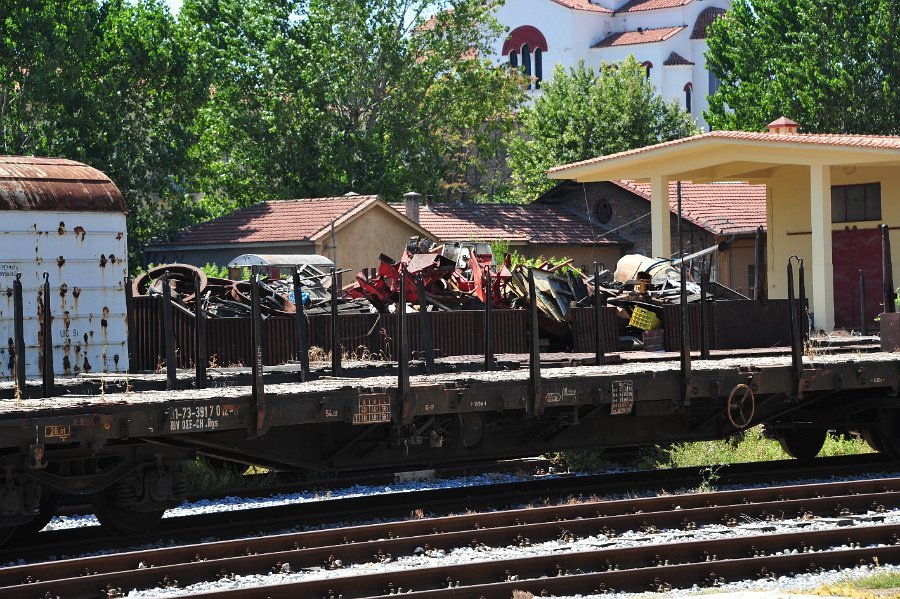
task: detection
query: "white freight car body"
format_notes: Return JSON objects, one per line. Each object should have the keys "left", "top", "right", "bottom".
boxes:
{"left": 0, "top": 157, "right": 129, "bottom": 379}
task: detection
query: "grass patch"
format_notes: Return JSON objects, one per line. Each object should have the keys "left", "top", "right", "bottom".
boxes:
{"left": 553, "top": 426, "right": 873, "bottom": 474}
{"left": 183, "top": 458, "right": 279, "bottom": 493}
{"left": 812, "top": 569, "right": 900, "bottom": 597}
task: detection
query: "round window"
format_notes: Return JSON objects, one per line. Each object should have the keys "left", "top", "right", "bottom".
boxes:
{"left": 595, "top": 200, "right": 613, "bottom": 224}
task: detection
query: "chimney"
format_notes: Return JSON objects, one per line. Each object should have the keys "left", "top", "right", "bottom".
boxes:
{"left": 767, "top": 116, "right": 799, "bottom": 135}
{"left": 404, "top": 191, "right": 421, "bottom": 224}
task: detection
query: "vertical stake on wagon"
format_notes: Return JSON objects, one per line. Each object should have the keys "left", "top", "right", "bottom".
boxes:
{"left": 330, "top": 267, "right": 341, "bottom": 376}
{"left": 416, "top": 274, "right": 435, "bottom": 374}
{"left": 483, "top": 265, "right": 494, "bottom": 371}
{"left": 193, "top": 271, "right": 207, "bottom": 389}
{"left": 755, "top": 225, "right": 767, "bottom": 303}
{"left": 593, "top": 262, "right": 605, "bottom": 365}
{"left": 41, "top": 272, "right": 54, "bottom": 397}
{"left": 527, "top": 269, "right": 541, "bottom": 417}
{"left": 292, "top": 269, "right": 310, "bottom": 382}
{"left": 882, "top": 224, "right": 895, "bottom": 314}
{"left": 124, "top": 276, "right": 138, "bottom": 374}
{"left": 787, "top": 256, "right": 803, "bottom": 397}
{"left": 677, "top": 181, "right": 691, "bottom": 404}
{"left": 859, "top": 269, "right": 868, "bottom": 336}
{"left": 13, "top": 273, "right": 26, "bottom": 397}
{"left": 250, "top": 270, "right": 267, "bottom": 435}
{"left": 797, "top": 258, "right": 808, "bottom": 342}
{"left": 159, "top": 272, "right": 177, "bottom": 391}
{"left": 397, "top": 267, "right": 410, "bottom": 424}
{"left": 699, "top": 260, "right": 710, "bottom": 359}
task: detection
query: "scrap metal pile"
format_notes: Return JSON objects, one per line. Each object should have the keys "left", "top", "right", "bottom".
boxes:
{"left": 134, "top": 239, "right": 745, "bottom": 345}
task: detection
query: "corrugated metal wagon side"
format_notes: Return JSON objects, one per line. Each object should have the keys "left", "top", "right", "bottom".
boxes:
{"left": 0, "top": 156, "right": 129, "bottom": 379}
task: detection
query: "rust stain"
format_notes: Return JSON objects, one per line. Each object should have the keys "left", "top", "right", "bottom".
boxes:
{"left": 59, "top": 283, "right": 68, "bottom": 298}
{"left": 57, "top": 256, "right": 65, "bottom": 268}
{"left": 0, "top": 156, "right": 126, "bottom": 213}
{"left": 74, "top": 225, "right": 86, "bottom": 240}
{"left": 57, "top": 221, "right": 66, "bottom": 235}
{"left": 99, "top": 254, "right": 107, "bottom": 268}
{"left": 62, "top": 354, "right": 71, "bottom": 375}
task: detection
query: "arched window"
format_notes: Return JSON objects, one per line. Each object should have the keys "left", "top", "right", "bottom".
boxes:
{"left": 683, "top": 82, "right": 693, "bottom": 114}
{"left": 502, "top": 26, "right": 548, "bottom": 91}
{"left": 522, "top": 43, "right": 532, "bottom": 79}
{"left": 641, "top": 61, "right": 653, "bottom": 79}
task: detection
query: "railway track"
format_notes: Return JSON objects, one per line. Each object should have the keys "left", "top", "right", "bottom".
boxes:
{"left": 6, "top": 454, "right": 898, "bottom": 565}
{"left": 3, "top": 475, "right": 898, "bottom": 598}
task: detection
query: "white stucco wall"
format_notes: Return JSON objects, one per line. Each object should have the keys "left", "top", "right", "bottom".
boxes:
{"left": 492, "top": 0, "right": 731, "bottom": 131}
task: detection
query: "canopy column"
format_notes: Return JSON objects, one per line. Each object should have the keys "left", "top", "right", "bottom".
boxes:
{"left": 809, "top": 163, "right": 834, "bottom": 331}
{"left": 650, "top": 175, "right": 671, "bottom": 258}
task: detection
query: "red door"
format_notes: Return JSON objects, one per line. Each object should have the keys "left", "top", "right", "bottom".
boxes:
{"left": 832, "top": 228, "right": 883, "bottom": 330}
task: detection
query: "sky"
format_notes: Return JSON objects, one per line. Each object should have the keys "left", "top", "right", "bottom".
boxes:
{"left": 166, "top": 0, "right": 182, "bottom": 14}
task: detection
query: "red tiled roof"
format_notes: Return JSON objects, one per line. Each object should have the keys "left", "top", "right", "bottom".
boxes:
{"left": 548, "top": 0, "right": 612, "bottom": 13}
{"left": 617, "top": 0, "right": 691, "bottom": 13}
{"left": 690, "top": 6, "right": 726, "bottom": 39}
{"left": 393, "top": 203, "right": 624, "bottom": 246}
{"left": 168, "top": 196, "right": 383, "bottom": 246}
{"left": 548, "top": 130, "right": 900, "bottom": 174}
{"left": 663, "top": 51, "right": 693, "bottom": 66}
{"left": 593, "top": 26, "right": 685, "bottom": 48}
{"left": 613, "top": 180, "right": 767, "bottom": 235}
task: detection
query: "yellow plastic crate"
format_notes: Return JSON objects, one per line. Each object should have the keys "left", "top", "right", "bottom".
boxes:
{"left": 629, "top": 306, "right": 661, "bottom": 330}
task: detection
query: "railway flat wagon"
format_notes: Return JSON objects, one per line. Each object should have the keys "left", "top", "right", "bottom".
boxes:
{"left": 0, "top": 158, "right": 899, "bottom": 547}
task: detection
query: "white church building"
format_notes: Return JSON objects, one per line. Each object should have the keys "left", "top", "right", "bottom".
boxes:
{"left": 491, "top": 0, "right": 730, "bottom": 130}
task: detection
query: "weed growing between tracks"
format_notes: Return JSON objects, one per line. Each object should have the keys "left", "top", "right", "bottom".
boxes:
{"left": 552, "top": 425, "right": 873, "bottom": 473}
{"left": 183, "top": 458, "right": 278, "bottom": 493}
{"left": 813, "top": 569, "right": 900, "bottom": 598}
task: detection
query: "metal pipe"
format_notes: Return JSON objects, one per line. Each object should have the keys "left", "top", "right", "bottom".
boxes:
{"left": 484, "top": 266, "right": 494, "bottom": 371}
{"left": 41, "top": 272, "right": 54, "bottom": 398}
{"left": 860, "top": 269, "right": 868, "bottom": 336}
{"left": 755, "top": 225, "right": 767, "bottom": 302}
{"left": 292, "top": 269, "right": 310, "bottom": 382}
{"left": 417, "top": 275, "right": 435, "bottom": 374}
{"left": 593, "top": 262, "right": 605, "bottom": 365}
{"left": 124, "top": 276, "right": 138, "bottom": 374}
{"left": 250, "top": 271, "right": 267, "bottom": 436}
{"left": 13, "top": 273, "right": 26, "bottom": 397}
{"left": 527, "top": 269, "right": 541, "bottom": 417}
{"left": 670, "top": 240, "right": 730, "bottom": 266}
{"left": 882, "top": 224, "right": 895, "bottom": 314}
{"left": 193, "top": 271, "right": 207, "bottom": 389}
{"left": 159, "top": 273, "right": 177, "bottom": 391}
{"left": 330, "top": 267, "right": 341, "bottom": 376}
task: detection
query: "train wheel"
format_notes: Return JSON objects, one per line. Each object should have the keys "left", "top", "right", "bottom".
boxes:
{"left": 777, "top": 429, "right": 826, "bottom": 460}
{"left": 13, "top": 492, "right": 58, "bottom": 538}
{"left": 863, "top": 429, "right": 886, "bottom": 453}
{"left": 91, "top": 480, "right": 166, "bottom": 536}
{"left": 873, "top": 411, "right": 900, "bottom": 460}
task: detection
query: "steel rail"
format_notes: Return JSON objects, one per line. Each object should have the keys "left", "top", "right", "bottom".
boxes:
{"left": 4, "top": 478, "right": 899, "bottom": 598}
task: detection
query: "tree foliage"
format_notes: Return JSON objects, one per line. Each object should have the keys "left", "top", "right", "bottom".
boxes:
{"left": 505, "top": 57, "right": 698, "bottom": 202}
{"left": 182, "top": 0, "right": 524, "bottom": 206}
{"left": 0, "top": 0, "right": 209, "bottom": 267}
{"left": 705, "top": 0, "right": 900, "bottom": 133}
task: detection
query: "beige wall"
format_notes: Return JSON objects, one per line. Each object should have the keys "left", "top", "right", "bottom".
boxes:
{"left": 719, "top": 237, "right": 759, "bottom": 297}
{"left": 322, "top": 205, "right": 434, "bottom": 279}
{"left": 767, "top": 166, "right": 900, "bottom": 304}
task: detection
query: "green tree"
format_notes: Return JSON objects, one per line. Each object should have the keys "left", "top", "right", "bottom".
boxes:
{"left": 182, "top": 0, "right": 524, "bottom": 206}
{"left": 0, "top": 0, "right": 209, "bottom": 269}
{"left": 505, "top": 56, "right": 698, "bottom": 202}
{"left": 705, "top": 0, "right": 900, "bottom": 133}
